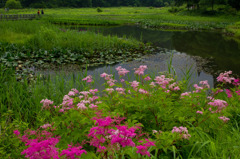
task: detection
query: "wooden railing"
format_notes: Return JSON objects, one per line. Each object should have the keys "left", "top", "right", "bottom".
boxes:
{"left": 0, "top": 14, "right": 38, "bottom": 20}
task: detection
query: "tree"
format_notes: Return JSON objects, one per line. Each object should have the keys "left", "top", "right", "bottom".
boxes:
{"left": 228, "top": 0, "right": 240, "bottom": 10}
{"left": 5, "top": 0, "right": 22, "bottom": 9}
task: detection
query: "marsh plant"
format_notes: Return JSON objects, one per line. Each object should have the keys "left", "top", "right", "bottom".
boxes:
{"left": 2, "top": 65, "right": 240, "bottom": 158}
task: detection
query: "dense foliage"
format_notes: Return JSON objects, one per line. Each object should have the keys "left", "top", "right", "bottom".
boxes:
{"left": 0, "top": 0, "right": 239, "bottom": 10}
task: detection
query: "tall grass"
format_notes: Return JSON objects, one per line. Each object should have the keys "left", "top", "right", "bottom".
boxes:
{"left": 0, "top": 65, "right": 86, "bottom": 125}
{"left": 0, "top": 20, "right": 140, "bottom": 51}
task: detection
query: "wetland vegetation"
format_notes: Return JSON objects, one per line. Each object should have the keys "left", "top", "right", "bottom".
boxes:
{"left": 0, "top": 0, "right": 240, "bottom": 158}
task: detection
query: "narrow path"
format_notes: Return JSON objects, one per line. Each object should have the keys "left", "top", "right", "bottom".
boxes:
{"left": 0, "top": 14, "right": 38, "bottom": 20}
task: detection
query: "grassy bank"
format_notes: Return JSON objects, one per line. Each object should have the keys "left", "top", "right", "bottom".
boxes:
{"left": 1, "top": 7, "right": 239, "bottom": 30}
{"left": 0, "top": 20, "right": 151, "bottom": 73}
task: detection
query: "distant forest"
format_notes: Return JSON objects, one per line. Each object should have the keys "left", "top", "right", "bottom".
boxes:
{"left": 1, "top": 0, "right": 240, "bottom": 10}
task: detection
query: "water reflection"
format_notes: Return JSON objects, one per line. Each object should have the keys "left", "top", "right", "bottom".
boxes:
{"left": 75, "top": 25, "right": 240, "bottom": 75}
{"left": 38, "top": 52, "right": 214, "bottom": 91}
{"left": 39, "top": 25, "right": 240, "bottom": 89}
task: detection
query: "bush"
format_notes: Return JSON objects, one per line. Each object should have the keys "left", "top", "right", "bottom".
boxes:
{"left": 168, "top": 7, "right": 183, "bottom": 13}
{"left": 97, "top": 7, "right": 103, "bottom": 13}
{"left": 5, "top": 0, "right": 22, "bottom": 9}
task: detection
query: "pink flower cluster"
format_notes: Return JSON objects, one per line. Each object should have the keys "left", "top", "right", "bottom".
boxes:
{"left": 116, "top": 66, "right": 129, "bottom": 77}
{"left": 40, "top": 123, "right": 52, "bottom": 129}
{"left": 208, "top": 99, "right": 228, "bottom": 113}
{"left": 60, "top": 145, "right": 87, "bottom": 159}
{"left": 47, "top": 88, "right": 100, "bottom": 113}
{"left": 116, "top": 87, "right": 125, "bottom": 94}
{"left": 82, "top": 75, "right": 93, "bottom": 83}
{"left": 21, "top": 137, "right": 60, "bottom": 159}
{"left": 218, "top": 116, "right": 230, "bottom": 122}
{"left": 88, "top": 116, "right": 141, "bottom": 154}
{"left": 233, "top": 78, "right": 240, "bottom": 86}
{"left": 14, "top": 129, "right": 87, "bottom": 159}
{"left": 134, "top": 65, "right": 148, "bottom": 76}
{"left": 154, "top": 75, "right": 174, "bottom": 89}
{"left": 168, "top": 82, "right": 180, "bottom": 91}
{"left": 172, "top": 126, "right": 191, "bottom": 140}
{"left": 130, "top": 81, "right": 139, "bottom": 90}
{"left": 217, "top": 71, "right": 235, "bottom": 84}
{"left": 40, "top": 99, "right": 54, "bottom": 110}
{"left": 181, "top": 92, "right": 191, "bottom": 98}
{"left": 100, "top": 72, "right": 117, "bottom": 86}
{"left": 136, "top": 139, "right": 155, "bottom": 157}
{"left": 196, "top": 111, "right": 203, "bottom": 114}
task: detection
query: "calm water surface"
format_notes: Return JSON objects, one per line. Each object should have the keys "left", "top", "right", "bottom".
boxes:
{"left": 40, "top": 25, "right": 240, "bottom": 89}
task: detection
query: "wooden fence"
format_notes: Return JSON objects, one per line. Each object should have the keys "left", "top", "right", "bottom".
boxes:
{"left": 0, "top": 14, "right": 38, "bottom": 21}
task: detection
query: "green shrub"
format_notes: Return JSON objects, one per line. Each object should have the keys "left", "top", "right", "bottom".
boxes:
{"left": 168, "top": 7, "right": 183, "bottom": 13}
{"left": 5, "top": 0, "right": 22, "bottom": 9}
{"left": 97, "top": 7, "right": 103, "bottom": 12}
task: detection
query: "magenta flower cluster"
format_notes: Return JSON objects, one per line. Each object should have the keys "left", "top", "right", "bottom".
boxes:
{"left": 14, "top": 129, "right": 87, "bottom": 159}
{"left": 136, "top": 139, "right": 155, "bottom": 157}
{"left": 88, "top": 116, "right": 141, "bottom": 153}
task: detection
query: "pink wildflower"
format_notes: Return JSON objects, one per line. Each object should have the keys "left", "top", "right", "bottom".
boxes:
{"left": 218, "top": 116, "right": 230, "bottom": 122}
{"left": 60, "top": 145, "right": 87, "bottom": 158}
{"left": 172, "top": 126, "right": 191, "bottom": 140}
{"left": 116, "top": 87, "right": 125, "bottom": 94}
{"left": 13, "top": 130, "right": 20, "bottom": 136}
{"left": 144, "top": 76, "right": 151, "bottom": 81}
{"left": 136, "top": 139, "right": 155, "bottom": 157}
{"left": 130, "top": 81, "right": 139, "bottom": 90}
{"left": 208, "top": 99, "right": 228, "bottom": 113}
{"left": 41, "top": 124, "right": 52, "bottom": 129}
{"left": 199, "top": 80, "right": 210, "bottom": 88}
{"left": 21, "top": 138, "right": 60, "bottom": 159}
{"left": 139, "top": 88, "right": 148, "bottom": 94}
{"left": 77, "top": 103, "right": 87, "bottom": 110}
{"left": 196, "top": 111, "right": 203, "bottom": 114}
{"left": 217, "top": 71, "right": 235, "bottom": 84}
{"left": 134, "top": 65, "right": 148, "bottom": 76}
{"left": 106, "top": 88, "right": 114, "bottom": 94}
{"left": 82, "top": 75, "right": 93, "bottom": 83}
{"left": 116, "top": 66, "right": 130, "bottom": 77}
{"left": 226, "top": 89, "right": 232, "bottom": 98}
{"left": 89, "top": 89, "right": 98, "bottom": 95}
{"left": 40, "top": 99, "right": 54, "bottom": 110}
{"left": 68, "top": 91, "right": 75, "bottom": 96}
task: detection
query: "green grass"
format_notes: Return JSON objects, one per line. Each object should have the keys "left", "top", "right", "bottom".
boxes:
{"left": 0, "top": 20, "right": 140, "bottom": 51}
{"left": 0, "top": 7, "right": 239, "bottom": 29}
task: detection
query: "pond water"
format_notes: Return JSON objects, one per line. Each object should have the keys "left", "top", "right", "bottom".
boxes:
{"left": 39, "top": 25, "right": 240, "bottom": 90}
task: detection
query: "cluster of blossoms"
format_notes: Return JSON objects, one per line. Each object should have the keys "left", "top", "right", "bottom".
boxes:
{"left": 40, "top": 99, "right": 54, "bottom": 110}
{"left": 116, "top": 66, "right": 130, "bottom": 77}
{"left": 134, "top": 65, "right": 148, "bottom": 76}
{"left": 82, "top": 75, "right": 93, "bottom": 83}
{"left": 217, "top": 71, "right": 235, "bottom": 84}
{"left": 60, "top": 145, "right": 87, "bottom": 159}
{"left": 136, "top": 139, "right": 156, "bottom": 157}
{"left": 218, "top": 116, "right": 230, "bottom": 123}
{"left": 208, "top": 99, "right": 228, "bottom": 113}
{"left": 14, "top": 129, "right": 87, "bottom": 159}
{"left": 41, "top": 88, "right": 100, "bottom": 113}
{"left": 180, "top": 92, "right": 191, "bottom": 98}
{"left": 88, "top": 115, "right": 155, "bottom": 157}
{"left": 172, "top": 126, "right": 191, "bottom": 140}
{"left": 193, "top": 80, "right": 210, "bottom": 93}
{"left": 88, "top": 116, "right": 139, "bottom": 153}
{"left": 100, "top": 72, "right": 117, "bottom": 86}
{"left": 168, "top": 82, "right": 180, "bottom": 91}
{"left": 154, "top": 75, "right": 174, "bottom": 89}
